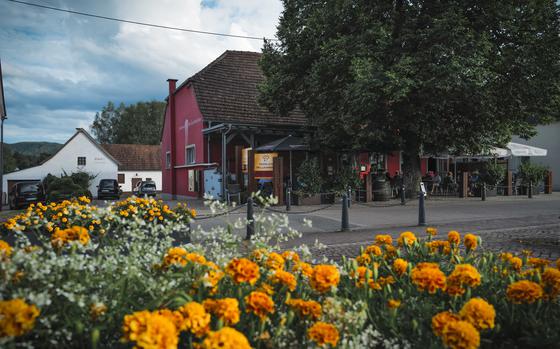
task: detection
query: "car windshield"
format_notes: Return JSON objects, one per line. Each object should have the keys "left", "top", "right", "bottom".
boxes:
{"left": 100, "top": 181, "right": 116, "bottom": 188}
{"left": 18, "top": 183, "right": 39, "bottom": 194}
{"left": 143, "top": 183, "right": 156, "bottom": 189}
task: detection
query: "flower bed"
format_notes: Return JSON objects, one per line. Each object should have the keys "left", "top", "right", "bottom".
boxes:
{"left": 1, "top": 198, "right": 559, "bottom": 348}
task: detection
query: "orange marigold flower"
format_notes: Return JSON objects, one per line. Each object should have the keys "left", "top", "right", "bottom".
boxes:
{"left": 245, "top": 291, "right": 275, "bottom": 319}
{"left": 397, "top": 231, "right": 417, "bottom": 247}
{"left": 0, "top": 240, "right": 12, "bottom": 257}
{"left": 393, "top": 258, "right": 408, "bottom": 276}
{"left": 426, "top": 227, "right": 438, "bottom": 236}
{"left": 447, "top": 231, "right": 461, "bottom": 245}
{"left": 411, "top": 263, "right": 446, "bottom": 294}
{"left": 446, "top": 264, "right": 481, "bottom": 296}
{"left": 364, "top": 245, "right": 382, "bottom": 256}
{"left": 0, "top": 299, "right": 40, "bottom": 338}
{"left": 250, "top": 248, "right": 268, "bottom": 262}
{"left": 163, "top": 247, "right": 188, "bottom": 267}
{"left": 176, "top": 302, "right": 211, "bottom": 337}
{"left": 442, "top": 320, "right": 480, "bottom": 349}
{"left": 286, "top": 298, "right": 322, "bottom": 320}
{"left": 356, "top": 253, "right": 372, "bottom": 266}
{"left": 506, "top": 280, "right": 544, "bottom": 304}
{"left": 199, "top": 327, "right": 251, "bottom": 349}
{"left": 351, "top": 266, "right": 372, "bottom": 288}
{"left": 122, "top": 310, "right": 178, "bottom": 349}
{"left": 509, "top": 257, "right": 523, "bottom": 272}
{"left": 203, "top": 298, "right": 240, "bottom": 325}
{"left": 432, "top": 311, "right": 461, "bottom": 337}
{"left": 51, "top": 226, "right": 90, "bottom": 248}
{"left": 542, "top": 268, "right": 560, "bottom": 299}
{"left": 226, "top": 258, "right": 260, "bottom": 285}
{"left": 310, "top": 265, "right": 340, "bottom": 293}
{"left": 464, "top": 234, "right": 478, "bottom": 251}
{"left": 459, "top": 298, "right": 495, "bottom": 330}
{"left": 527, "top": 257, "right": 550, "bottom": 270}
{"left": 293, "top": 261, "right": 314, "bottom": 278}
{"left": 281, "top": 250, "right": 300, "bottom": 262}
{"left": 269, "top": 270, "right": 297, "bottom": 291}
{"left": 185, "top": 252, "right": 207, "bottom": 265}
{"left": 426, "top": 240, "right": 452, "bottom": 255}
{"left": 387, "top": 299, "right": 401, "bottom": 309}
{"left": 383, "top": 244, "right": 398, "bottom": 259}
{"left": 308, "top": 322, "right": 339, "bottom": 347}
{"left": 266, "top": 252, "right": 286, "bottom": 270}
{"left": 375, "top": 234, "right": 393, "bottom": 245}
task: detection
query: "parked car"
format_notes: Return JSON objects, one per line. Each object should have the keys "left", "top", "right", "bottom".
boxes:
{"left": 9, "top": 181, "right": 45, "bottom": 210}
{"left": 97, "top": 179, "right": 122, "bottom": 200}
{"left": 133, "top": 180, "right": 157, "bottom": 197}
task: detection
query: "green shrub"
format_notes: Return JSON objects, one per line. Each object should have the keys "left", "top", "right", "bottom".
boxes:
{"left": 295, "top": 157, "right": 323, "bottom": 196}
{"left": 517, "top": 162, "right": 548, "bottom": 185}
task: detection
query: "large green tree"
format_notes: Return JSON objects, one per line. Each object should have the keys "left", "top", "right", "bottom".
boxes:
{"left": 260, "top": 1, "right": 560, "bottom": 187}
{"left": 90, "top": 101, "right": 165, "bottom": 145}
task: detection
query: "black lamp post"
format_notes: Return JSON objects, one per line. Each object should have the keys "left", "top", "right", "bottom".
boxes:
{"left": 0, "top": 59, "right": 7, "bottom": 212}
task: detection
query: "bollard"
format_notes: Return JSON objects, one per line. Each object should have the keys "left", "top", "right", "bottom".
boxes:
{"left": 341, "top": 193, "right": 349, "bottom": 231}
{"left": 347, "top": 188, "right": 352, "bottom": 208}
{"left": 400, "top": 181, "right": 406, "bottom": 205}
{"left": 286, "top": 187, "right": 291, "bottom": 211}
{"left": 246, "top": 197, "right": 255, "bottom": 240}
{"left": 481, "top": 183, "right": 486, "bottom": 201}
{"left": 418, "top": 190, "right": 427, "bottom": 226}
{"left": 528, "top": 181, "right": 533, "bottom": 199}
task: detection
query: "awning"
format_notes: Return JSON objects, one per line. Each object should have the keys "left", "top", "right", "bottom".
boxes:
{"left": 505, "top": 142, "right": 547, "bottom": 157}
{"left": 254, "top": 135, "right": 309, "bottom": 152}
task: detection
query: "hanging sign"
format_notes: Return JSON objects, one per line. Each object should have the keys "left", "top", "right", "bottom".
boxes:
{"left": 254, "top": 153, "right": 278, "bottom": 171}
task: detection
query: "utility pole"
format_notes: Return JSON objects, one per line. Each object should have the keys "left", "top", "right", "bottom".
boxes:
{"left": 0, "top": 59, "right": 7, "bottom": 212}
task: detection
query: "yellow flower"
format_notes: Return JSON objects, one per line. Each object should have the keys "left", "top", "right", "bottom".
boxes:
{"left": 122, "top": 310, "right": 178, "bottom": 349}
{"left": 459, "top": 298, "right": 495, "bottom": 330}
{"left": 527, "top": 257, "right": 550, "bottom": 270}
{"left": 356, "top": 253, "right": 372, "bottom": 266}
{"left": 0, "top": 240, "right": 12, "bottom": 257}
{"left": 176, "top": 302, "right": 211, "bottom": 337}
{"left": 446, "top": 264, "right": 482, "bottom": 296}
{"left": 441, "top": 320, "right": 480, "bottom": 349}
{"left": 199, "top": 327, "right": 251, "bottom": 349}
{"left": 163, "top": 247, "right": 188, "bottom": 267}
{"left": 244, "top": 291, "right": 275, "bottom": 319}
{"left": 286, "top": 299, "right": 322, "bottom": 320}
{"left": 447, "top": 231, "right": 461, "bottom": 245}
{"left": 266, "top": 252, "right": 286, "bottom": 270}
{"left": 375, "top": 234, "right": 393, "bottom": 245}
{"left": 432, "top": 311, "right": 461, "bottom": 337}
{"left": 50, "top": 226, "right": 90, "bottom": 248}
{"left": 203, "top": 298, "right": 240, "bottom": 325}
{"left": 0, "top": 299, "right": 40, "bottom": 337}
{"left": 351, "top": 266, "right": 372, "bottom": 288}
{"left": 308, "top": 322, "right": 339, "bottom": 347}
{"left": 310, "top": 265, "right": 340, "bottom": 293}
{"left": 509, "top": 257, "right": 523, "bottom": 272}
{"left": 506, "top": 280, "right": 544, "bottom": 304}
{"left": 426, "top": 227, "right": 438, "bottom": 236}
{"left": 411, "top": 263, "right": 446, "bottom": 294}
{"left": 387, "top": 299, "right": 401, "bottom": 309}
{"left": 364, "top": 244, "right": 382, "bottom": 256}
{"left": 250, "top": 248, "right": 268, "bottom": 262}
{"left": 226, "top": 258, "right": 260, "bottom": 285}
{"left": 397, "top": 231, "right": 417, "bottom": 247}
{"left": 393, "top": 258, "right": 408, "bottom": 276}
{"left": 281, "top": 250, "right": 300, "bottom": 262}
{"left": 464, "top": 234, "right": 478, "bottom": 251}
{"left": 269, "top": 270, "right": 297, "bottom": 291}
{"left": 90, "top": 303, "right": 108, "bottom": 321}
{"left": 542, "top": 268, "right": 560, "bottom": 299}
{"left": 293, "top": 262, "right": 313, "bottom": 278}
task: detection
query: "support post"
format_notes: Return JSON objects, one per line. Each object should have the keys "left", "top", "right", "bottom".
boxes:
{"left": 461, "top": 172, "right": 469, "bottom": 198}
{"left": 545, "top": 171, "right": 553, "bottom": 194}
{"left": 418, "top": 189, "right": 426, "bottom": 226}
{"left": 247, "top": 149, "right": 256, "bottom": 195}
{"left": 341, "top": 193, "right": 349, "bottom": 231}
{"left": 481, "top": 183, "right": 486, "bottom": 201}
{"left": 246, "top": 197, "right": 254, "bottom": 240}
{"left": 273, "top": 157, "right": 284, "bottom": 205}
{"left": 506, "top": 171, "right": 513, "bottom": 196}
{"left": 235, "top": 145, "right": 243, "bottom": 188}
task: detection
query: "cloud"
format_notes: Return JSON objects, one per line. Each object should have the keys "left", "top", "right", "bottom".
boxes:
{"left": 0, "top": 0, "right": 282, "bottom": 143}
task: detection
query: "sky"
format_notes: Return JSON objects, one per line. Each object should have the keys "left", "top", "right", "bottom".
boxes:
{"left": 0, "top": 0, "right": 282, "bottom": 143}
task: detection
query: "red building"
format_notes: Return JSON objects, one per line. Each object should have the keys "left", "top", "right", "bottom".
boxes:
{"left": 161, "top": 51, "right": 307, "bottom": 200}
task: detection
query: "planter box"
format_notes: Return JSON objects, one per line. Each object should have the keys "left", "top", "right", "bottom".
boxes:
{"left": 294, "top": 193, "right": 322, "bottom": 206}
{"left": 321, "top": 193, "right": 336, "bottom": 204}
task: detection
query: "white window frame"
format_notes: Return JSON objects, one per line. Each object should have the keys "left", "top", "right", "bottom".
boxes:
{"left": 165, "top": 151, "right": 171, "bottom": 169}
{"left": 185, "top": 145, "right": 196, "bottom": 165}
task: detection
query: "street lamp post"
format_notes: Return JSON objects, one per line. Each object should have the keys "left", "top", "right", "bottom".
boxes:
{"left": 0, "top": 59, "right": 7, "bottom": 212}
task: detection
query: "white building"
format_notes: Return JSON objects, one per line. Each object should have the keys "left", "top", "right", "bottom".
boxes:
{"left": 512, "top": 121, "right": 560, "bottom": 191}
{"left": 2, "top": 128, "right": 119, "bottom": 202}
{"left": 100, "top": 144, "right": 161, "bottom": 193}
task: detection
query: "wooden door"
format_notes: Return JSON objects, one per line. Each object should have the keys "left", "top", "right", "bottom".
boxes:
{"left": 131, "top": 178, "right": 142, "bottom": 191}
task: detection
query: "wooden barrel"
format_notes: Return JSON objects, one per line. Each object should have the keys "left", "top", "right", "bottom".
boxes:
{"left": 373, "top": 178, "right": 392, "bottom": 201}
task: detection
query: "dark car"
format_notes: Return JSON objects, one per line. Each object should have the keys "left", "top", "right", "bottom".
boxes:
{"left": 97, "top": 179, "right": 122, "bottom": 200}
{"left": 133, "top": 180, "right": 157, "bottom": 197}
{"left": 9, "top": 181, "right": 45, "bottom": 210}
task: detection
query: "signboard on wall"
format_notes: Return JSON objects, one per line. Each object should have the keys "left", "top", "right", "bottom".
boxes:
{"left": 241, "top": 148, "right": 278, "bottom": 172}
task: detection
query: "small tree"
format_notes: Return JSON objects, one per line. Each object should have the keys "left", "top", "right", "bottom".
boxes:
{"left": 518, "top": 162, "right": 548, "bottom": 186}
{"left": 480, "top": 162, "right": 506, "bottom": 189}
{"left": 295, "top": 158, "right": 323, "bottom": 196}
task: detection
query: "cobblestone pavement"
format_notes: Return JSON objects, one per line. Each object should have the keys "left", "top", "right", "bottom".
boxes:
{"left": 284, "top": 214, "right": 560, "bottom": 262}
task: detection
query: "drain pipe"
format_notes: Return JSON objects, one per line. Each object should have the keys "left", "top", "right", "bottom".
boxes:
{"left": 221, "top": 124, "right": 232, "bottom": 201}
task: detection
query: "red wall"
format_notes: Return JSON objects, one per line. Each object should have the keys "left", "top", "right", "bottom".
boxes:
{"left": 386, "top": 151, "right": 401, "bottom": 175}
{"left": 161, "top": 83, "right": 207, "bottom": 197}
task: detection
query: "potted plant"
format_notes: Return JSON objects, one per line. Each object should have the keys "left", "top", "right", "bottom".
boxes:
{"left": 517, "top": 162, "right": 548, "bottom": 195}
{"left": 293, "top": 158, "right": 323, "bottom": 205}
{"left": 479, "top": 162, "right": 505, "bottom": 197}
{"left": 324, "top": 165, "right": 362, "bottom": 203}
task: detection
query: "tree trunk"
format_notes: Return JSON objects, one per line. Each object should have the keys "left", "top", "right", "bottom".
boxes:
{"left": 401, "top": 146, "right": 422, "bottom": 198}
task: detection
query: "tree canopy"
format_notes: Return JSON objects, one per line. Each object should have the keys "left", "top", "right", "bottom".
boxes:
{"left": 90, "top": 100, "right": 165, "bottom": 145}
{"left": 260, "top": 1, "right": 560, "bottom": 183}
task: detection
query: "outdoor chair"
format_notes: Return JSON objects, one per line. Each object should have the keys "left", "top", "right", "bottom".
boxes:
{"left": 226, "top": 184, "right": 242, "bottom": 205}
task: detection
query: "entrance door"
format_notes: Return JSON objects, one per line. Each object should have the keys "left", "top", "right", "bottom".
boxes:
{"left": 131, "top": 178, "right": 142, "bottom": 192}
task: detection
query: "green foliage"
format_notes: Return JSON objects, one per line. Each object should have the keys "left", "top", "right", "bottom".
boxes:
{"left": 517, "top": 162, "right": 548, "bottom": 185}
{"left": 7, "top": 142, "right": 62, "bottom": 156}
{"left": 90, "top": 100, "right": 165, "bottom": 145}
{"left": 295, "top": 157, "right": 323, "bottom": 195}
{"left": 43, "top": 172, "right": 95, "bottom": 202}
{"left": 327, "top": 165, "right": 362, "bottom": 193}
{"left": 260, "top": 1, "right": 560, "bottom": 186}
{"left": 481, "top": 162, "right": 506, "bottom": 188}
{"left": 2, "top": 142, "right": 61, "bottom": 174}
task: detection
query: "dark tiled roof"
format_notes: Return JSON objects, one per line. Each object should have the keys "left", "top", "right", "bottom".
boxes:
{"left": 185, "top": 50, "right": 307, "bottom": 127}
{"left": 101, "top": 144, "right": 161, "bottom": 171}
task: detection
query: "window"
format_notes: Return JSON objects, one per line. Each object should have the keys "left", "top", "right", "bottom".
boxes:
{"left": 117, "top": 173, "right": 125, "bottom": 184}
{"left": 77, "top": 157, "right": 86, "bottom": 166}
{"left": 166, "top": 151, "right": 171, "bottom": 169}
{"left": 186, "top": 145, "right": 196, "bottom": 165}
{"left": 188, "top": 169, "right": 199, "bottom": 192}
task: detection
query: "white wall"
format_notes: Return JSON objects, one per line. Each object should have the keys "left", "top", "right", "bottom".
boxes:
{"left": 512, "top": 122, "right": 560, "bottom": 191}
{"left": 119, "top": 170, "right": 162, "bottom": 192}
{"left": 3, "top": 131, "right": 118, "bottom": 201}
